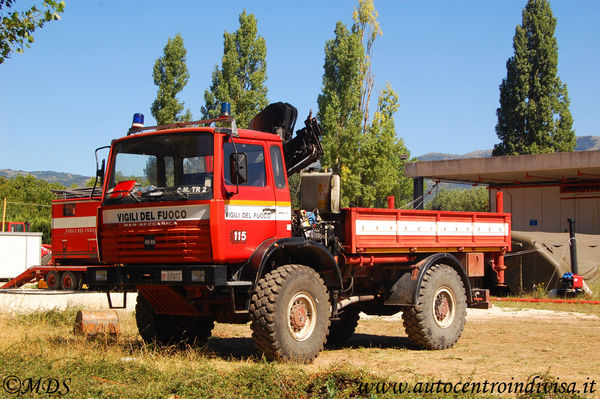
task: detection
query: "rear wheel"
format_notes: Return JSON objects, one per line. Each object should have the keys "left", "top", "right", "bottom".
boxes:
{"left": 250, "top": 264, "right": 330, "bottom": 363}
{"left": 327, "top": 306, "right": 360, "bottom": 346}
{"left": 402, "top": 264, "right": 467, "bottom": 349}
{"left": 46, "top": 271, "right": 61, "bottom": 290}
{"left": 135, "top": 295, "right": 214, "bottom": 346}
{"left": 61, "top": 271, "right": 79, "bottom": 290}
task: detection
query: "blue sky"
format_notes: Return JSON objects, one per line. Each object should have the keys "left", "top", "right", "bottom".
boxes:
{"left": 1, "top": 0, "right": 599, "bottom": 176}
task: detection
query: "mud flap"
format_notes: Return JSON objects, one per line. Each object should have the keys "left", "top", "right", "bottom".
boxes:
{"left": 385, "top": 271, "right": 419, "bottom": 306}
{"left": 384, "top": 253, "right": 473, "bottom": 307}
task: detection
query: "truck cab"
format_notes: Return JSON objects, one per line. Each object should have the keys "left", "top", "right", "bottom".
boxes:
{"left": 98, "top": 120, "right": 293, "bottom": 270}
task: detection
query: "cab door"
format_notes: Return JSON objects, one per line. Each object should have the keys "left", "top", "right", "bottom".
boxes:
{"left": 222, "top": 139, "right": 276, "bottom": 262}
{"left": 269, "top": 144, "right": 292, "bottom": 238}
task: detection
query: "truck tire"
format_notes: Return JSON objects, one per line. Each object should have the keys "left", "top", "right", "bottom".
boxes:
{"left": 135, "top": 295, "right": 214, "bottom": 346}
{"left": 46, "top": 271, "right": 61, "bottom": 290}
{"left": 250, "top": 264, "right": 330, "bottom": 363}
{"left": 326, "top": 306, "right": 360, "bottom": 346}
{"left": 41, "top": 253, "right": 52, "bottom": 266}
{"left": 75, "top": 272, "right": 84, "bottom": 290}
{"left": 402, "top": 263, "right": 467, "bottom": 350}
{"left": 61, "top": 271, "right": 78, "bottom": 291}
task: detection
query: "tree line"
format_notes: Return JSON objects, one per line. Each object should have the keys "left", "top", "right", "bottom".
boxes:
{"left": 151, "top": 1, "right": 413, "bottom": 208}
{"left": 0, "top": 175, "right": 63, "bottom": 242}
{"left": 2, "top": 0, "right": 575, "bottom": 215}
{"left": 149, "top": 0, "right": 574, "bottom": 211}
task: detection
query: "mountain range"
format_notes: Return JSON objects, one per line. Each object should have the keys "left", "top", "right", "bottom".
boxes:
{"left": 417, "top": 135, "right": 600, "bottom": 161}
{"left": 0, "top": 169, "right": 91, "bottom": 188}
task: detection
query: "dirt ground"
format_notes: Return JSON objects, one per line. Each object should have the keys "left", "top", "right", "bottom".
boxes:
{"left": 208, "top": 308, "right": 600, "bottom": 386}
{"left": 1, "top": 291, "right": 598, "bottom": 388}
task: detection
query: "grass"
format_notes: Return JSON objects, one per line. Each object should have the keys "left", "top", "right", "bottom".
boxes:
{"left": 0, "top": 308, "right": 594, "bottom": 398}
{"left": 493, "top": 280, "right": 600, "bottom": 315}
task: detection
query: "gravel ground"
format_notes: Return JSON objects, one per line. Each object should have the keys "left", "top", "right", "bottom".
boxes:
{"left": 0, "top": 289, "right": 137, "bottom": 313}
{"left": 360, "top": 305, "right": 600, "bottom": 321}
{"left": 0, "top": 289, "right": 597, "bottom": 321}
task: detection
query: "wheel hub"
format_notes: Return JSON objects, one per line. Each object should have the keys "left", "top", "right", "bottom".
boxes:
{"left": 435, "top": 295, "right": 449, "bottom": 321}
{"left": 290, "top": 303, "right": 308, "bottom": 330}
{"left": 432, "top": 286, "right": 456, "bottom": 328}
{"left": 287, "top": 292, "right": 317, "bottom": 342}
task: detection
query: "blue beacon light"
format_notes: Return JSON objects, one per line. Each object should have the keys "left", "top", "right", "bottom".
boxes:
{"left": 132, "top": 113, "right": 144, "bottom": 128}
{"left": 220, "top": 102, "right": 231, "bottom": 118}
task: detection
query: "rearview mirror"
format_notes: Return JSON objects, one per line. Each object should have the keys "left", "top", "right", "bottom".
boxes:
{"left": 229, "top": 153, "right": 248, "bottom": 185}
{"left": 97, "top": 159, "right": 105, "bottom": 182}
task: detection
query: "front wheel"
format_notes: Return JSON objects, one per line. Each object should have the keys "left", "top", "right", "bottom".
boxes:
{"left": 250, "top": 264, "right": 330, "bottom": 363}
{"left": 402, "top": 263, "right": 467, "bottom": 350}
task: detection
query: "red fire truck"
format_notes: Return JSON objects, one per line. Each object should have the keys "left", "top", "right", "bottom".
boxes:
{"left": 88, "top": 102, "right": 510, "bottom": 362}
{"left": 1, "top": 187, "right": 103, "bottom": 290}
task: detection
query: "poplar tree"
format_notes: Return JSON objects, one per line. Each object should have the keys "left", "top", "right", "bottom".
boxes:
{"left": 317, "top": 0, "right": 411, "bottom": 207}
{"left": 362, "top": 84, "right": 412, "bottom": 207}
{"left": 202, "top": 10, "right": 268, "bottom": 127}
{"left": 151, "top": 33, "right": 192, "bottom": 125}
{"left": 493, "top": 0, "right": 574, "bottom": 156}
{"left": 317, "top": 20, "right": 363, "bottom": 204}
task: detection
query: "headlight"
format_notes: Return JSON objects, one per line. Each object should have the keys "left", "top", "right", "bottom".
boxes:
{"left": 96, "top": 270, "right": 108, "bottom": 281}
{"left": 191, "top": 270, "right": 205, "bottom": 282}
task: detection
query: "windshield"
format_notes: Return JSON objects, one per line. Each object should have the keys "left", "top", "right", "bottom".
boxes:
{"left": 105, "top": 132, "right": 213, "bottom": 204}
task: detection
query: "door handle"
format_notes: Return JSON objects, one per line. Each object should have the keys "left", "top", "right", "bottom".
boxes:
{"left": 263, "top": 207, "right": 276, "bottom": 213}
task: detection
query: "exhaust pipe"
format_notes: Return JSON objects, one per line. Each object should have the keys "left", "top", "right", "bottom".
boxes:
{"left": 337, "top": 295, "right": 375, "bottom": 310}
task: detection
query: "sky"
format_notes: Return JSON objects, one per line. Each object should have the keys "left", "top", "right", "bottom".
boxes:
{"left": 1, "top": 0, "right": 599, "bottom": 177}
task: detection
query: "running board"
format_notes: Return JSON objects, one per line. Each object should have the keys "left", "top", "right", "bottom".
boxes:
{"left": 106, "top": 290, "right": 127, "bottom": 309}
{"left": 228, "top": 281, "right": 253, "bottom": 314}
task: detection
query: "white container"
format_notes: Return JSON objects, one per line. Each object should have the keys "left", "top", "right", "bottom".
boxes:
{"left": 300, "top": 172, "right": 341, "bottom": 213}
{"left": 0, "top": 232, "right": 42, "bottom": 280}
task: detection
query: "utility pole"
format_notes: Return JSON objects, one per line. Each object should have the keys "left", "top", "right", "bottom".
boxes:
{"left": 2, "top": 197, "right": 6, "bottom": 232}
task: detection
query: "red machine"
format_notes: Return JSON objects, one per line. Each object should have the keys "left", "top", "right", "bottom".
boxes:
{"left": 1, "top": 187, "right": 103, "bottom": 290}
{"left": 1, "top": 221, "right": 31, "bottom": 232}
{"left": 88, "top": 102, "right": 511, "bottom": 362}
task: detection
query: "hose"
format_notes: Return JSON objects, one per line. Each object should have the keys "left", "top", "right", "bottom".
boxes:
{"left": 491, "top": 297, "right": 600, "bottom": 305}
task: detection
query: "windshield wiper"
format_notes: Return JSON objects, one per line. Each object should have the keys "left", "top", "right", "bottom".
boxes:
{"left": 140, "top": 186, "right": 189, "bottom": 200}
{"left": 108, "top": 189, "right": 140, "bottom": 203}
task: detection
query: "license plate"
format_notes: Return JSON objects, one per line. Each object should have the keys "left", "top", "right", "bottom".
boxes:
{"left": 161, "top": 270, "right": 182, "bottom": 282}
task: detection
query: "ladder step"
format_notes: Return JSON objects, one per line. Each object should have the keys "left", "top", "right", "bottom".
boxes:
{"left": 226, "top": 281, "right": 253, "bottom": 287}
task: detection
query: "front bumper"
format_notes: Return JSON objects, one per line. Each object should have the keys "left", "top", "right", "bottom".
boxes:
{"left": 87, "top": 265, "right": 228, "bottom": 288}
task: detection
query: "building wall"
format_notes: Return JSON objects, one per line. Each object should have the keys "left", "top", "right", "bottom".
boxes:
{"left": 490, "top": 186, "right": 600, "bottom": 234}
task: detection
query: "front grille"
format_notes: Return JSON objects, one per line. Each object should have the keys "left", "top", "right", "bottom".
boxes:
{"left": 101, "top": 223, "right": 211, "bottom": 263}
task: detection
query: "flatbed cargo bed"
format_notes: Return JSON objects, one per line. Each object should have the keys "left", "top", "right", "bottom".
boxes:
{"left": 344, "top": 208, "right": 511, "bottom": 254}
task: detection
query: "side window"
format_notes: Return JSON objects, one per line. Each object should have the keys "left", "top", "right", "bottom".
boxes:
{"left": 270, "top": 146, "right": 287, "bottom": 189}
{"left": 63, "top": 204, "right": 76, "bottom": 216}
{"left": 224, "top": 143, "right": 266, "bottom": 187}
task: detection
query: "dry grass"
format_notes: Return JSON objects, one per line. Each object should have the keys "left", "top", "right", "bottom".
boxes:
{"left": 0, "top": 305, "right": 597, "bottom": 398}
